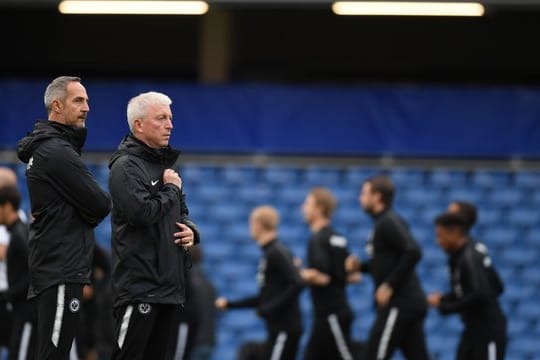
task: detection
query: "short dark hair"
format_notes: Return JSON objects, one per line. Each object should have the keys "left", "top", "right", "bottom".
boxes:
{"left": 0, "top": 185, "right": 21, "bottom": 211}
{"left": 365, "top": 175, "right": 395, "bottom": 208}
{"left": 435, "top": 212, "right": 469, "bottom": 234}
{"left": 451, "top": 201, "right": 477, "bottom": 231}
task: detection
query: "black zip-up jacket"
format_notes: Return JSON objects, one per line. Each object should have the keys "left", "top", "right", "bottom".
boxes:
{"left": 228, "top": 239, "right": 303, "bottom": 332}
{"left": 108, "top": 134, "right": 200, "bottom": 308}
{"left": 17, "top": 121, "right": 111, "bottom": 298}
{"left": 0, "top": 219, "right": 29, "bottom": 304}
{"left": 361, "top": 210, "right": 426, "bottom": 309}
{"left": 439, "top": 240, "right": 506, "bottom": 341}
{"left": 307, "top": 226, "right": 352, "bottom": 317}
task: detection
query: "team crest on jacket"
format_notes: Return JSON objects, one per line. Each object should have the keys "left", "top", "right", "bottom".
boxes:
{"left": 69, "top": 298, "right": 80, "bottom": 313}
{"left": 138, "top": 303, "right": 152, "bottom": 315}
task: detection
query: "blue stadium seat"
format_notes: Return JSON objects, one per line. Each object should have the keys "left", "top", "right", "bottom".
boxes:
{"left": 302, "top": 166, "right": 342, "bottom": 186}
{"left": 486, "top": 188, "right": 523, "bottom": 207}
{"left": 479, "top": 227, "right": 519, "bottom": 249}
{"left": 513, "top": 170, "right": 540, "bottom": 189}
{"left": 515, "top": 301, "right": 540, "bottom": 319}
{"left": 446, "top": 188, "right": 486, "bottom": 205}
{"left": 504, "top": 284, "right": 536, "bottom": 303}
{"left": 210, "top": 203, "right": 247, "bottom": 223}
{"left": 195, "top": 184, "right": 231, "bottom": 204}
{"left": 225, "top": 223, "right": 251, "bottom": 243}
{"left": 507, "top": 208, "right": 540, "bottom": 228}
{"left": 278, "top": 185, "right": 310, "bottom": 206}
{"left": 222, "top": 165, "right": 259, "bottom": 185}
{"left": 507, "top": 338, "right": 540, "bottom": 359}
{"left": 428, "top": 168, "right": 468, "bottom": 188}
{"left": 179, "top": 163, "right": 219, "bottom": 186}
{"left": 389, "top": 168, "right": 425, "bottom": 188}
{"left": 279, "top": 224, "right": 306, "bottom": 245}
{"left": 499, "top": 248, "right": 537, "bottom": 267}
{"left": 261, "top": 165, "right": 300, "bottom": 186}
{"left": 475, "top": 208, "right": 502, "bottom": 227}
{"left": 343, "top": 166, "right": 381, "bottom": 187}
{"left": 237, "top": 185, "right": 272, "bottom": 205}
{"left": 524, "top": 228, "right": 540, "bottom": 246}
{"left": 471, "top": 170, "right": 511, "bottom": 188}
{"left": 401, "top": 188, "right": 444, "bottom": 206}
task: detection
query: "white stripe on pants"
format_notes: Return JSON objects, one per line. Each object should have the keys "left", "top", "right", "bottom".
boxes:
{"left": 377, "top": 307, "right": 399, "bottom": 360}
{"left": 51, "top": 284, "right": 65, "bottom": 347}
{"left": 327, "top": 314, "right": 353, "bottom": 360}
{"left": 270, "top": 332, "right": 287, "bottom": 360}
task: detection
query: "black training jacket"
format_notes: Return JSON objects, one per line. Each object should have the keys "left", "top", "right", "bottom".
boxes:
{"left": 108, "top": 134, "right": 200, "bottom": 308}
{"left": 439, "top": 240, "right": 507, "bottom": 341}
{"left": 307, "top": 225, "right": 352, "bottom": 317}
{"left": 361, "top": 210, "right": 426, "bottom": 309}
{"left": 227, "top": 239, "right": 303, "bottom": 332}
{"left": 0, "top": 219, "right": 29, "bottom": 304}
{"left": 17, "top": 121, "right": 111, "bottom": 298}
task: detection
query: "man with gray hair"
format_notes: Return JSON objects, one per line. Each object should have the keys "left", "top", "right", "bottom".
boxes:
{"left": 108, "top": 91, "right": 200, "bottom": 360}
{"left": 17, "top": 76, "right": 111, "bottom": 359}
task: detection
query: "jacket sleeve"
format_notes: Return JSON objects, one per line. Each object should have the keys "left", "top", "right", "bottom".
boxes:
{"left": 258, "top": 248, "right": 304, "bottom": 317}
{"left": 227, "top": 295, "right": 260, "bottom": 309}
{"left": 379, "top": 217, "right": 422, "bottom": 290}
{"left": 438, "top": 253, "right": 487, "bottom": 315}
{"left": 45, "top": 141, "right": 111, "bottom": 226}
{"left": 2, "top": 235, "right": 29, "bottom": 302}
{"left": 109, "top": 157, "right": 181, "bottom": 226}
{"left": 179, "top": 192, "right": 200, "bottom": 244}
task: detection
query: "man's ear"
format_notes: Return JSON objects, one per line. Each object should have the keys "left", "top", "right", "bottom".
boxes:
{"left": 133, "top": 119, "right": 144, "bottom": 134}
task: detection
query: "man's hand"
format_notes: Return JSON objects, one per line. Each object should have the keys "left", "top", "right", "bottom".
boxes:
{"left": 163, "top": 169, "right": 182, "bottom": 190}
{"left": 83, "top": 285, "right": 94, "bottom": 301}
{"left": 301, "top": 268, "right": 331, "bottom": 286}
{"left": 375, "top": 283, "right": 393, "bottom": 308}
{"left": 345, "top": 254, "right": 360, "bottom": 273}
{"left": 174, "top": 222, "right": 194, "bottom": 248}
{"left": 215, "top": 297, "right": 228, "bottom": 310}
{"left": 427, "top": 292, "right": 442, "bottom": 308}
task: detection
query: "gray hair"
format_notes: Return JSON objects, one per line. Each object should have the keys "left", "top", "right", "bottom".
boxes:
{"left": 44, "top": 76, "right": 82, "bottom": 113}
{"left": 127, "top": 91, "right": 172, "bottom": 132}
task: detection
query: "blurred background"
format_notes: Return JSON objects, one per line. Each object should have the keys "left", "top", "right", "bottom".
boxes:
{"left": 1, "top": 0, "right": 540, "bottom": 359}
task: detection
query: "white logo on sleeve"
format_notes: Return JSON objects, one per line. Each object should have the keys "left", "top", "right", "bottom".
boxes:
{"left": 151, "top": 180, "right": 159, "bottom": 186}
{"left": 27, "top": 157, "right": 34, "bottom": 170}
{"left": 330, "top": 235, "right": 347, "bottom": 248}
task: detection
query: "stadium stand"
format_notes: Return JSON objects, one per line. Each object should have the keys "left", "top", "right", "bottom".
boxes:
{"left": 4, "top": 160, "right": 539, "bottom": 359}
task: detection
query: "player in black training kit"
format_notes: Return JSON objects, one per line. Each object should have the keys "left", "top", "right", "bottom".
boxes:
{"left": 428, "top": 213, "right": 507, "bottom": 360}
{"left": 347, "top": 175, "right": 430, "bottom": 360}
{"left": 301, "top": 188, "right": 355, "bottom": 360}
{"left": 216, "top": 206, "right": 303, "bottom": 360}
{"left": 0, "top": 186, "right": 36, "bottom": 360}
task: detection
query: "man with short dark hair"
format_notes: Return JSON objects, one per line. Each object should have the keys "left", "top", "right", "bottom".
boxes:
{"left": 0, "top": 185, "right": 35, "bottom": 360}
{"left": 17, "top": 76, "right": 111, "bottom": 359}
{"left": 346, "top": 175, "right": 429, "bottom": 360}
{"left": 448, "top": 201, "right": 477, "bottom": 232}
{"left": 428, "top": 212, "right": 507, "bottom": 360}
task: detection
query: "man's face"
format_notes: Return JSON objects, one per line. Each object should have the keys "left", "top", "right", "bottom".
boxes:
{"left": 58, "top": 81, "right": 89, "bottom": 128}
{"left": 302, "top": 194, "right": 318, "bottom": 224}
{"left": 435, "top": 225, "right": 458, "bottom": 252}
{"left": 360, "top": 182, "right": 377, "bottom": 214}
{"left": 249, "top": 214, "right": 260, "bottom": 240}
{"left": 136, "top": 103, "right": 173, "bottom": 149}
{"left": 0, "top": 204, "right": 7, "bottom": 225}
